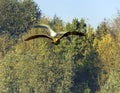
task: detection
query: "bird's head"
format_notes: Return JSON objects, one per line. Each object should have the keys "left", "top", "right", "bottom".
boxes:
{"left": 52, "top": 38, "right": 60, "bottom": 45}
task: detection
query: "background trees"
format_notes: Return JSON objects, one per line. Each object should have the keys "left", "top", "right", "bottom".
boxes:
{"left": 0, "top": 0, "right": 41, "bottom": 36}
{"left": 0, "top": 0, "right": 120, "bottom": 93}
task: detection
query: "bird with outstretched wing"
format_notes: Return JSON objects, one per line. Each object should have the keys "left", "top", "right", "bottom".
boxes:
{"left": 25, "top": 31, "right": 86, "bottom": 45}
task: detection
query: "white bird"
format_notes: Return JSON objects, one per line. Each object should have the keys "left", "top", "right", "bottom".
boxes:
{"left": 25, "top": 24, "right": 86, "bottom": 45}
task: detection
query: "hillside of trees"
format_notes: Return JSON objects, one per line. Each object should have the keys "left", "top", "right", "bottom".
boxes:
{"left": 0, "top": 0, "right": 120, "bottom": 93}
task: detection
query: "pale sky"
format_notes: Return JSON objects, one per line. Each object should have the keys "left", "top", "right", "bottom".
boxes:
{"left": 34, "top": 0, "right": 120, "bottom": 28}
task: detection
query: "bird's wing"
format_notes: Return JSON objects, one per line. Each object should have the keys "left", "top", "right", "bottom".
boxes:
{"left": 57, "top": 32, "right": 71, "bottom": 41}
{"left": 59, "top": 31, "right": 86, "bottom": 40}
{"left": 57, "top": 31, "right": 66, "bottom": 34}
{"left": 24, "top": 34, "right": 53, "bottom": 41}
{"left": 34, "top": 24, "right": 56, "bottom": 35}
{"left": 34, "top": 24, "right": 50, "bottom": 29}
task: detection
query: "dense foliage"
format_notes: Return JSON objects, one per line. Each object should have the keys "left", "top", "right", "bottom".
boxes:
{"left": 0, "top": 0, "right": 120, "bottom": 93}
{"left": 0, "top": 0, "right": 40, "bottom": 36}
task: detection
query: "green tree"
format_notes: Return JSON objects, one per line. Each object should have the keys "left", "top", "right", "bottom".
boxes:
{"left": 94, "top": 33, "right": 118, "bottom": 87}
{"left": 0, "top": 33, "right": 15, "bottom": 58}
{"left": 64, "top": 18, "right": 90, "bottom": 93}
{"left": 0, "top": 17, "right": 74, "bottom": 93}
{"left": 97, "top": 70, "right": 120, "bottom": 93}
{"left": 49, "top": 15, "right": 64, "bottom": 32}
{"left": 0, "top": 0, "right": 41, "bottom": 36}
{"left": 96, "top": 19, "right": 110, "bottom": 39}
{"left": 97, "top": 28, "right": 119, "bottom": 93}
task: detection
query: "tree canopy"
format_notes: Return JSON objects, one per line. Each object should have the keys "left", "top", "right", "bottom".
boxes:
{"left": 0, "top": 1, "right": 120, "bottom": 93}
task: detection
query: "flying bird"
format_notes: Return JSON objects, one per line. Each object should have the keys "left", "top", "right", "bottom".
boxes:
{"left": 25, "top": 24, "right": 86, "bottom": 45}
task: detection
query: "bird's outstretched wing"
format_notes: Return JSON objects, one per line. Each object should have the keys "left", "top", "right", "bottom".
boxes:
{"left": 34, "top": 24, "right": 57, "bottom": 37}
{"left": 24, "top": 34, "right": 53, "bottom": 41}
{"left": 34, "top": 24, "right": 50, "bottom": 29}
{"left": 59, "top": 31, "right": 86, "bottom": 40}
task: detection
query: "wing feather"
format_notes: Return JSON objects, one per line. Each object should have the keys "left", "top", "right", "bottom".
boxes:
{"left": 59, "top": 31, "right": 86, "bottom": 39}
{"left": 34, "top": 24, "right": 56, "bottom": 36}
{"left": 34, "top": 24, "right": 49, "bottom": 29}
{"left": 24, "top": 35, "right": 53, "bottom": 41}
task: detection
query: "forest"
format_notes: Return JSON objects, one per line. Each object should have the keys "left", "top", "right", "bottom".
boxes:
{"left": 0, "top": 0, "right": 120, "bottom": 93}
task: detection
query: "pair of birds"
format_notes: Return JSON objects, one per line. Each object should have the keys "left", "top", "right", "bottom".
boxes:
{"left": 25, "top": 24, "right": 86, "bottom": 45}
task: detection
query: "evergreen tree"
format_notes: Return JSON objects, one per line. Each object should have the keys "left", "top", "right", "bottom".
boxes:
{"left": 96, "top": 19, "right": 110, "bottom": 39}
{"left": 0, "top": 0, "right": 41, "bottom": 37}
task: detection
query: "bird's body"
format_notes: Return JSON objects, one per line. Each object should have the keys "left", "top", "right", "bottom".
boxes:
{"left": 25, "top": 24, "right": 86, "bottom": 45}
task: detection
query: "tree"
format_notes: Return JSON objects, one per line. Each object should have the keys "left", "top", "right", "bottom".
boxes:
{"left": 49, "top": 15, "right": 64, "bottom": 32}
{"left": 0, "top": 0, "right": 41, "bottom": 37}
{"left": 97, "top": 70, "right": 120, "bottom": 93}
{"left": 96, "top": 19, "right": 110, "bottom": 39}
{"left": 0, "top": 33, "right": 15, "bottom": 58}
{"left": 65, "top": 18, "right": 91, "bottom": 93}
{"left": 94, "top": 33, "right": 118, "bottom": 87}
{"left": 0, "top": 17, "right": 74, "bottom": 93}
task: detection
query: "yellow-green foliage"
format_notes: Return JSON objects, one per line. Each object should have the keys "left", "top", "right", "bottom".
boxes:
{"left": 93, "top": 33, "right": 119, "bottom": 86}
{"left": 0, "top": 36, "right": 74, "bottom": 93}
{"left": 0, "top": 18, "right": 120, "bottom": 93}
{"left": 98, "top": 32, "right": 120, "bottom": 93}
{"left": 97, "top": 70, "right": 120, "bottom": 93}
{"left": 0, "top": 18, "right": 74, "bottom": 93}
